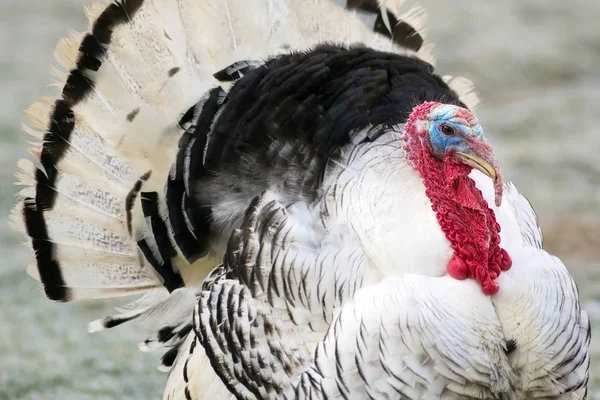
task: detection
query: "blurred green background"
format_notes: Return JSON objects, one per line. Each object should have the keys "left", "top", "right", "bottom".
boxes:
{"left": 0, "top": 0, "right": 598, "bottom": 398}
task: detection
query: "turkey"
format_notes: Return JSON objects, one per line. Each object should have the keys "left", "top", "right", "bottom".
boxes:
{"left": 11, "top": 0, "right": 590, "bottom": 399}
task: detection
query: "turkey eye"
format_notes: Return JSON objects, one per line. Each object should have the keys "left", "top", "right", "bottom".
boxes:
{"left": 440, "top": 124, "right": 456, "bottom": 137}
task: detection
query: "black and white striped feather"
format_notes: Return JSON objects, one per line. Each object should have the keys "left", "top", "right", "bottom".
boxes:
{"left": 196, "top": 191, "right": 367, "bottom": 398}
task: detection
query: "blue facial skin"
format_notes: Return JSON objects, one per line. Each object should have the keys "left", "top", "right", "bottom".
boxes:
{"left": 427, "top": 106, "right": 485, "bottom": 160}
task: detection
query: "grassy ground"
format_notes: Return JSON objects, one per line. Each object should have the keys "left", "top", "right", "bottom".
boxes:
{"left": 0, "top": 0, "right": 598, "bottom": 398}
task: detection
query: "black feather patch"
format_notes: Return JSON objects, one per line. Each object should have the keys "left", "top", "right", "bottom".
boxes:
{"left": 165, "top": 90, "right": 225, "bottom": 263}
{"left": 136, "top": 239, "right": 169, "bottom": 285}
{"left": 125, "top": 170, "right": 151, "bottom": 235}
{"left": 178, "top": 103, "right": 196, "bottom": 128}
{"left": 178, "top": 323, "right": 193, "bottom": 339}
{"left": 170, "top": 87, "right": 225, "bottom": 260}
{"left": 23, "top": 198, "right": 70, "bottom": 302}
{"left": 26, "top": 0, "right": 145, "bottom": 302}
{"left": 157, "top": 326, "right": 177, "bottom": 343}
{"left": 213, "top": 60, "right": 262, "bottom": 82}
{"left": 166, "top": 128, "right": 202, "bottom": 262}
{"left": 505, "top": 338, "right": 518, "bottom": 355}
{"left": 165, "top": 47, "right": 463, "bottom": 281}
{"left": 373, "top": 11, "right": 424, "bottom": 52}
{"left": 183, "top": 359, "right": 190, "bottom": 383}
{"left": 139, "top": 191, "right": 184, "bottom": 292}
{"left": 346, "top": 0, "right": 424, "bottom": 52}
{"left": 102, "top": 314, "right": 140, "bottom": 329}
{"left": 186, "top": 45, "right": 463, "bottom": 262}
{"left": 346, "top": 0, "right": 379, "bottom": 13}
{"left": 165, "top": 188, "right": 198, "bottom": 261}
{"left": 161, "top": 345, "right": 179, "bottom": 369}
{"left": 35, "top": 100, "right": 75, "bottom": 211}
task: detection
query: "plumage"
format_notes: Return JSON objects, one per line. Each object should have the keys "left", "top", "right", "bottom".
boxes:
{"left": 12, "top": 0, "right": 589, "bottom": 399}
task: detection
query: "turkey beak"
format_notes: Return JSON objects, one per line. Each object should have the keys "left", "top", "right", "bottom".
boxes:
{"left": 455, "top": 142, "right": 504, "bottom": 207}
{"left": 454, "top": 152, "right": 497, "bottom": 181}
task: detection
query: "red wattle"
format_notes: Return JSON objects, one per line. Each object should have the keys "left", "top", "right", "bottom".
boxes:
{"left": 447, "top": 254, "right": 468, "bottom": 280}
{"left": 500, "top": 248, "right": 512, "bottom": 271}
{"left": 482, "top": 279, "right": 500, "bottom": 296}
{"left": 403, "top": 102, "right": 509, "bottom": 296}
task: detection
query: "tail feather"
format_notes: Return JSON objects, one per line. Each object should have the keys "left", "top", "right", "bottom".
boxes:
{"left": 87, "top": 288, "right": 196, "bottom": 332}
{"left": 26, "top": 256, "right": 156, "bottom": 289}
{"left": 87, "top": 287, "right": 198, "bottom": 373}
{"left": 15, "top": 0, "right": 443, "bottom": 302}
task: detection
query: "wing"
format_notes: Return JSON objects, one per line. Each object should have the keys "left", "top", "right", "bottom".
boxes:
{"left": 195, "top": 190, "right": 369, "bottom": 399}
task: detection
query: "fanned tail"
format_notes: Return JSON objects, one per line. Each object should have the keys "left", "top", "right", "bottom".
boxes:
{"left": 11, "top": 0, "right": 449, "bottom": 302}
{"left": 12, "top": 0, "right": 480, "bottom": 389}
